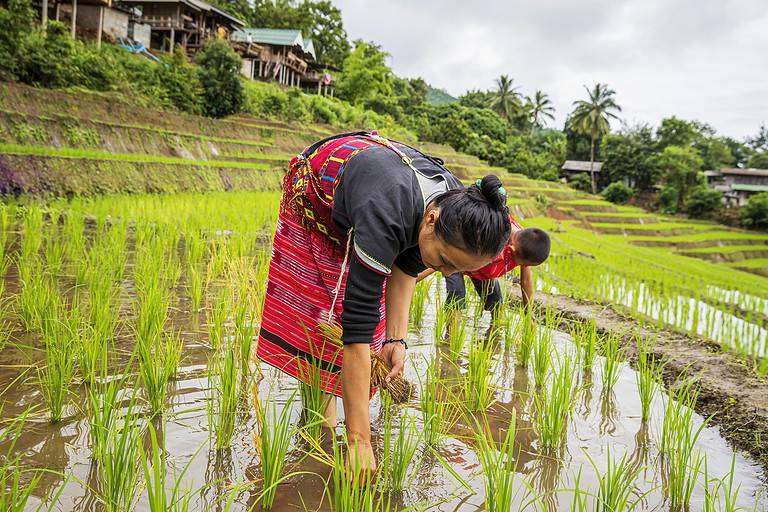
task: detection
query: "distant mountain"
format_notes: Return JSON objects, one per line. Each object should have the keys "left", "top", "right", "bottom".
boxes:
{"left": 426, "top": 86, "right": 458, "bottom": 105}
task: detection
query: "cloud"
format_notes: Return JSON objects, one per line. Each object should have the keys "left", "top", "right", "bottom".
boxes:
{"left": 333, "top": 0, "right": 768, "bottom": 138}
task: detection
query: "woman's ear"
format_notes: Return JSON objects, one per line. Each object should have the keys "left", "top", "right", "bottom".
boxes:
{"left": 424, "top": 207, "right": 439, "bottom": 232}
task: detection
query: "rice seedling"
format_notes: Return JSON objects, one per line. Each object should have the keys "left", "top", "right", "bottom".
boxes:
{"left": 418, "top": 355, "right": 456, "bottom": 446}
{"left": 141, "top": 425, "right": 193, "bottom": 512}
{"left": 38, "top": 301, "right": 80, "bottom": 422}
{"left": 381, "top": 408, "right": 422, "bottom": 493}
{"left": 233, "top": 289, "right": 256, "bottom": 375}
{"left": 80, "top": 279, "right": 119, "bottom": 385}
{"left": 0, "top": 406, "right": 43, "bottom": 512}
{"left": 96, "top": 402, "right": 144, "bottom": 512}
{"left": 660, "top": 382, "right": 708, "bottom": 511}
{"left": 409, "top": 275, "right": 430, "bottom": 328}
{"left": 517, "top": 306, "right": 536, "bottom": 367}
{"left": 534, "top": 354, "right": 577, "bottom": 452}
{"left": 18, "top": 256, "right": 57, "bottom": 332}
{"left": 297, "top": 340, "right": 336, "bottom": 439}
{"left": 600, "top": 331, "right": 625, "bottom": 392}
{"left": 433, "top": 298, "right": 448, "bottom": 345}
{"left": 0, "top": 203, "right": 12, "bottom": 277}
{"left": 207, "top": 332, "right": 243, "bottom": 449}
{"left": 447, "top": 310, "right": 468, "bottom": 358}
{"left": 532, "top": 324, "right": 553, "bottom": 389}
{"left": 635, "top": 335, "right": 662, "bottom": 423}
{"left": 87, "top": 373, "right": 123, "bottom": 459}
{"left": 571, "top": 319, "right": 599, "bottom": 371}
{"left": 43, "top": 215, "right": 65, "bottom": 278}
{"left": 136, "top": 326, "right": 182, "bottom": 416}
{"left": 253, "top": 393, "right": 299, "bottom": 510}
{"left": 207, "top": 288, "right": 229, "bottom": 351}
{"left": 588, "top": 449, "right": 643, "bottom": 512}
{"left": 717, "top": 453, "right": 743, "bottom": 512}
{"left": 331, "top": 433, "right": 390, "bottom": 512}
{"left": 62, "top": 209, "right": 86, "bottom": 266}
{"left": 20, "top": 204, "right": 43, "bottom": 261}
{"left": 569, "top": 467, "right": 589, "bottom": 512}
{"left": 465, "top": 335, "right": 496, "bottom": 411}
{"left": 473, "top": 412, "right": 519, "bottom": 512}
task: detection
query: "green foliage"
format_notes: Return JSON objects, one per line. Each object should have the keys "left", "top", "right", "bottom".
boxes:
{"left": 740, "top": 192, "right": 768, "bottom": 230}
{"left": 656, "top": 116, "right": 712, "bottom": 150}
{"left": 0, "top": 0, "right": 33, "bottom": 80}
{"left": 601, "top": 125, "right": 660, "bottom": 193}
{"left": 601, "top": 182, "right": 634, "bottom": 204}
{"left": 747, "top": 151, "right": 768, "bottom": 169}
{"left": 659, "top": 185, "right": 680, "bottom": 214}
{"left": 10, "top": 121, "right": 47, "bottom": 144}
{"left": 62, "top": 124, "right": 100, "bottom": 147}
{"left": 656, "top": 144, "right": 704, "bottom": 212}
{"left": 685, "top": 186, "right": 722, "bottom": 219}
{"left": 336, "top": 41, "right": 393, "bottom": 106}
{"left": 195, "top": 39, "right": 244, "bottom": 117}
{"left": 568, "top": 173, "right": 593, "bottom": 193}
{"left": 426, "top": 85, "right": 457, "bottom": 105}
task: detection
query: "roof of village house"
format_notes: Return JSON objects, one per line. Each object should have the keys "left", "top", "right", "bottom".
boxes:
{"left": 561, "top": 160, "right": 603, "bottom": 172}
{"left": 720, "top": 168, "right": 768, "bottom": 178}
{"left": 123, "top": 0, "right": 245, "bottom": 26}
{"left": 730, "top": 184, "right": 768, "bottom": 193}
{"left": 231, "top": 28, "right": 316, "bottom": 60}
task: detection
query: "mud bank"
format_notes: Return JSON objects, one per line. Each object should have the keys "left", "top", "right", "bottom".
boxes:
{"left": 532, "top": 291, "right": 768, "bottom": 471}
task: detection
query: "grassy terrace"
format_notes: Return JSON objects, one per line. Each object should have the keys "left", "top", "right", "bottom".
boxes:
{"left": 0, "top": 144, "right": 275, "bottom": 169}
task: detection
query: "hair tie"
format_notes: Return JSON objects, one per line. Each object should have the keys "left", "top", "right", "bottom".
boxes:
{"left": 475, "top": 179, "right": 482, "bottom": 188}
{"left": 498, "top": 186, "right": 507, "bottom": 198}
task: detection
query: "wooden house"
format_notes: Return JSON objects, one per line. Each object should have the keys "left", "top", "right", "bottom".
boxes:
{"left": 20, "top": 0, "right": 134, "bottom": 47}
{"left": 120, "top": 0, "right": 245, "bottom": 52}
{"left": 705, "top": 168, "right": 768, "bottom": 206}
{"left": 231, "top": 28, "right": 317, "bottom": 88}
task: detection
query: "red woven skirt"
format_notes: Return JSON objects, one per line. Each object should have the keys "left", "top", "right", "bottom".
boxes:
{"left": 256, "top": 207, "right": 386, "bottom": 397}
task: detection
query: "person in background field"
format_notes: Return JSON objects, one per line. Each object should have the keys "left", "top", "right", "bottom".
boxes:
{"left": 418, "top": 216, "right": 551, "bottom": 318}
{"left": 256, "top": 131, "right": 512, "bottom": 476}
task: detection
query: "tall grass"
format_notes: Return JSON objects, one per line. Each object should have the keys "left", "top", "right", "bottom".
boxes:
{"left": 331, "top": 434, "right": 389, "bottom": 512}
{"left": 534, "top": 354, "right": 577, "bottom": 452}
{"left": 517, "top": 306, "right": 536, "bottom": 367}
{"left": 253, "top": 393, "right": 298, "bottom": 510}
{"left": 571, "top": 319, "right": 599, "bottom": 371}
{"left": 418, "top": 355, "right": 456, "bottom": 446}
{"left": 447, "top": 310, "right": 468, "bottom": 358}
{"left": 532, "top": 324, "right": 553, "bottom": 389}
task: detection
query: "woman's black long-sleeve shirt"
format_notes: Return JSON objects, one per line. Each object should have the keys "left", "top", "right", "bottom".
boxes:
{"left": 331, "top": 142, "right": 460, "bottom": 344}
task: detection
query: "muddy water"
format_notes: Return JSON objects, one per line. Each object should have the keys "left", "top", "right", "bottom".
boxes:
{"left": 2, "top": 278, "right": 768, "bottom": 512}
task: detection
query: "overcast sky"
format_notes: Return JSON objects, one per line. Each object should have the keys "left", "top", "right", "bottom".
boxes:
{"left": 333, "top": 0, "right": 768, "bottom": 140}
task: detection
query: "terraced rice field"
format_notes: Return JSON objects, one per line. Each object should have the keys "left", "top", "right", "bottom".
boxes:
{"left": 0, "top": 83, "right": 767, "bottom": 510}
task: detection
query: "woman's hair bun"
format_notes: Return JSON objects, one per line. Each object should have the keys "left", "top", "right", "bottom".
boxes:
{"left": 476, "top": 175, "right": 507, "bottom": 211}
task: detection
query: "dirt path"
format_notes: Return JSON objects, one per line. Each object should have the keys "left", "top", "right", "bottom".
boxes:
{"left": 531, "top": 292, "right": 768, "bottom": 471}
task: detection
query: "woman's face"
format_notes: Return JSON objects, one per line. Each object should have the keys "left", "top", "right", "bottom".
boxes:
{"left": 418, "top": 208, "right": 494, "bottom": 276}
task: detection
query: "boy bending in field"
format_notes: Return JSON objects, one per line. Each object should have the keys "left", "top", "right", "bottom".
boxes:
{"left": 420, "top": 218, "right": 551, "bottom": 316}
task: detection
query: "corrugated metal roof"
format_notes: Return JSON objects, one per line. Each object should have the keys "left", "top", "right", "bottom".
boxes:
{"left": 731, "top": 184, "right": 768, "bottom": 192}
{"left": 721, "top": 168, "right": 768, "bottom": 177}
{"left": 303, "top": 38, "right": 316, "bottom": 59}
{"left": 123, "top": 0, "right": 244, "bottom": 25}
{"left": 231, "top": 28, "right": 304, "bottom": 47}
{"left": 561, "top": 160, "right": 603, "bottom": 172}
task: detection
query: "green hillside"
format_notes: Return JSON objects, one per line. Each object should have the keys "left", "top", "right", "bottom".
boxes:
{"left": 426, "top": 85, "right": 458, "bottom": 105}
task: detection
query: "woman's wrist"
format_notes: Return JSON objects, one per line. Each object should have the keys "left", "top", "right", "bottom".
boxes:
{"left": 383, "top": 338, "right": 408, "bottom": 349}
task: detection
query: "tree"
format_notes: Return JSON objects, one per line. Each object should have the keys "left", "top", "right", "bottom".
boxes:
{"left": 335, "top": 41, "right": 393, "bottom": 106}
{"left": 656, "top": 145, "right": 703, "bottom": 212}
{"left": 569, "top": 83, "right": 622, "bottom": 193}
{"left": 685, "top": 186, "right": 722, "bottom": 219}
{"left": 601, "top": 124, "right": 660, "bottom": 193}
{"left": 0, "top": 0, "right": 34, "bottom": 80}
{"left": 740, "top": 192, "right": 768, "bottom": 230}
{"left": 490, "top": 75, "right": 521, "bottom": 125}
{"left": 526, "top": 90, "right": 555, "bottom": 129}
{"left": 459, "top": 89, "right": 495, "bottom": 109}
{"left": 746, "top": 124, "right": 768, "bottom": 153}
{"left": 747, "top": 152, "right": 768, "bottom": 169}
{"left": 195, "top": 39, "right": 244, "bottom": 117}
{"left": 601, "top": 182, "right": 634, "bottom": 204}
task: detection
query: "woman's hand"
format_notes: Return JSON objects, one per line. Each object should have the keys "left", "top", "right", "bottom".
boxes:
{"left": 380, "top": 341, "right": 406, "bottom": 386}
{"left": 345, "top": 436, "right": 376, "bottom": 477}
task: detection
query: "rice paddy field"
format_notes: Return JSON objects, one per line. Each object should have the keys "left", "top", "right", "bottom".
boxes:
{"left": 1, "top": 83, "right": 767, "bottom": 511}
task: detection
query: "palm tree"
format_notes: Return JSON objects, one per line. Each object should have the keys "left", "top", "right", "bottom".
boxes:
{"left": 527, "top": 90, "right": 555, "bottom": 129}
{"left": 490, "top": 75, "right": 521, "bottom": 124}
{"left": 570, "top": 83, "right": 622, "bottom": 193}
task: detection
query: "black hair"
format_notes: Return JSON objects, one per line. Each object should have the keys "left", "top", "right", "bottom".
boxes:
{"left": 516, "top": 228, "right": 551, "bottom": 265}
{"left": 432, "top": 175, "right": 511, "bottom": 257}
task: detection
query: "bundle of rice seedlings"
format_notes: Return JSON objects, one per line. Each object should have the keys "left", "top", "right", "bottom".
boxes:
{"left": 317, "top": 322, "right": 414, "bottom": 403}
